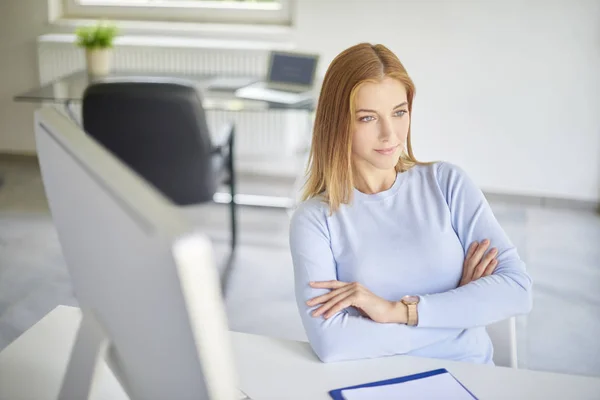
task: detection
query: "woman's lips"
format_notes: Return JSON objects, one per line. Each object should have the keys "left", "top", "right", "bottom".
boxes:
{"left": 375, "top": 145, "right": 399, "bottom": 155}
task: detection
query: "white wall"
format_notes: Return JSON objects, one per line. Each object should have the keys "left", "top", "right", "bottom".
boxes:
{"left": 293, "top": 0, "right": 600, "bottom": 202}
{"left": 1, "top": 0, "right": 599, "bottom": 202}
{"left": 0, "top": 0, "right": 48, "bottom": 154}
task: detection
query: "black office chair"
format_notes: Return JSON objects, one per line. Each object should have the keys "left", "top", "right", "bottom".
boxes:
{"left": 81, "top": 79, "right": 237, "bottom": 252}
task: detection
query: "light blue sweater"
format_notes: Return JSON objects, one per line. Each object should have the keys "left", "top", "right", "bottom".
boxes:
{"left": 289, "top": 161, "right": 533, "bottom": 364}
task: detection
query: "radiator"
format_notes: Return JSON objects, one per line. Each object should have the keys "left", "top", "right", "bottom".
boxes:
{"left": 36, "top": 35, "right": 311, "bottom": 171}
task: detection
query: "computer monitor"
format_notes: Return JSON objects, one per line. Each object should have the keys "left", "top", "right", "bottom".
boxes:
{"left": 265, "top": 51, "right": 319, "bottom": 92}
{"left": 34, "top": 107, "right": 242, "bottom": 400}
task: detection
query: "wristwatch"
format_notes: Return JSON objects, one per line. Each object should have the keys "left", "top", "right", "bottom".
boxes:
{"left": 401, "top": 295, "right": 420, "bottom": 326}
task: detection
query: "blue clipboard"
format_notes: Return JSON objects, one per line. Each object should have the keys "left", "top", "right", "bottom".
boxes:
{"left": 328, "top": 368, "right": 478, "bottom": 399}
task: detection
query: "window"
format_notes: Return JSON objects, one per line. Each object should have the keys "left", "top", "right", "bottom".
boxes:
{"left": 62, "top": 0, "right": 293, "bottom": 25}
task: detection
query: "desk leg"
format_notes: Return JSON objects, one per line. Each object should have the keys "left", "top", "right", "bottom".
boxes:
{"left": 213, "top": 110, "right": 312, "bottom": 211}
{"left": 229, "top": 125, "right": 237, "bottom": 251}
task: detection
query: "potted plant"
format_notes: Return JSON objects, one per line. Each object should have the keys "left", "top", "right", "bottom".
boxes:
{"left": 75, "top": 21, "right": 118, "bottom": 76}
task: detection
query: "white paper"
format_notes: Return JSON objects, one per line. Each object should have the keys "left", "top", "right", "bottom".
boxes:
{"left": 341, "top": 372, "right": 475, "bottom": 400}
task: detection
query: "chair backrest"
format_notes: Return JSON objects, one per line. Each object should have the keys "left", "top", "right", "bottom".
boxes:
{"left": 486, "top": 317, "right": 518, "bottom": 368}
{"left": 82, "top": 79, "right": 217, "bottom": 206}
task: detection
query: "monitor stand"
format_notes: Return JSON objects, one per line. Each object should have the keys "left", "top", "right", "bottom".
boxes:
{"left": 57, "top": 309, "right": 251, "bottom": 400}
{"left": 58, "top": 309, "right": 130, "bottom": 400}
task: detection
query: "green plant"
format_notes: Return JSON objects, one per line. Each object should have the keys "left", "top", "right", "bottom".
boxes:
{"left": 75, "top": 21, "right": 118, "bottom": 49}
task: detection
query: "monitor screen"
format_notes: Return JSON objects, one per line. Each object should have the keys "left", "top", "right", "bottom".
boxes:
{"left": 268, "top": 52, "right": 318, "bottom": 86}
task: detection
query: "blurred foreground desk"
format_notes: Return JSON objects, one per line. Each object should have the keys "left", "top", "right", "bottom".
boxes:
{"left": 1, "top": 306, "right": 600, "bottom": 400}
{"left": 14, "top": 70, "right": 316, "bottom": 210}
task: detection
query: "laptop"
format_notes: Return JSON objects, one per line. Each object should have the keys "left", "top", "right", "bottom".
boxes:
{"left": 235, "top": 50, "right": 319, "bottom": 104}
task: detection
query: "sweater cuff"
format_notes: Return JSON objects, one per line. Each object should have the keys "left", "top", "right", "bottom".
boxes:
{"left": 416, "top": 295, "right": 434, "bottom": 328}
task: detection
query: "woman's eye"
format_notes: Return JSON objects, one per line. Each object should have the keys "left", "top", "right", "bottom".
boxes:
{"left": 394, "top": 110, "right": 408, "bottom": 117}
{"left": 359, "top": 115, "right": 375, "bottom": 122}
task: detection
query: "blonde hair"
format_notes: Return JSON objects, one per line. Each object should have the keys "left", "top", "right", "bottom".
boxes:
{"left": 301, "top": 43, "right": 430, "bottom": 213}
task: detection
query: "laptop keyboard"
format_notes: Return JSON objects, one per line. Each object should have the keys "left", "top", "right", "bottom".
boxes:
{"left": 235, "top": 85, "right": 312, "bottom": 105}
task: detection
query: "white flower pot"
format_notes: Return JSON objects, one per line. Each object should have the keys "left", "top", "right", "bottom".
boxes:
{"left": 86, "top": 48, "right": 113, "bottom": 76}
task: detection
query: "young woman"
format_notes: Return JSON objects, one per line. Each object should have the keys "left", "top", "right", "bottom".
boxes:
{"left": 289, "top": 43, "right": 532, "bottom": 364}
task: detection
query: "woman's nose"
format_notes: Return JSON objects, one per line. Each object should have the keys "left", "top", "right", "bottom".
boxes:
{"left": 378, "top": 118, "right": 394, "bottom": 141}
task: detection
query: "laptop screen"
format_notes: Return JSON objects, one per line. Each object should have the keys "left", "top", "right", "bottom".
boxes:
{"left": 268, "top": 52, "right": 318, "bottom": 87}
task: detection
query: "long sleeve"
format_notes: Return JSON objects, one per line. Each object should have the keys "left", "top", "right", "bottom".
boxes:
{"left": 289, "top": 200, "right": 463, "bottom": 363}
{"left": 416, "top": 162, "right": 533, "bottom": 329}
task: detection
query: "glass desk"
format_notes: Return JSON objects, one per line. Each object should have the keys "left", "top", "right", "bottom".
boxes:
{"left": 13, "top": 70, "right": 316, "bottom": 209}
{"left": 14, "top": 70, "right": 316, "bottom": 112}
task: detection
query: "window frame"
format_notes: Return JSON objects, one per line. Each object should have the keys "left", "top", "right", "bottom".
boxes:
{"left": 62, "top": 0, "right": 293, "bottom": 26}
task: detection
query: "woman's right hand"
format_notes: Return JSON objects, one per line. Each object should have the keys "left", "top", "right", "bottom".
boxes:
{"left": 459, "top": 239, "right": 498, "bottom": 287}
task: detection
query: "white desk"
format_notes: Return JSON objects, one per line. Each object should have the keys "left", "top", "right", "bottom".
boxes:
{"left": 1, "top": 306, "right": 599, "bottom": 400}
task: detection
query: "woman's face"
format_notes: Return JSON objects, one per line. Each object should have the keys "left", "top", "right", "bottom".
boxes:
{"left": 351, "top": 77, "right": 410, "bottom": 172}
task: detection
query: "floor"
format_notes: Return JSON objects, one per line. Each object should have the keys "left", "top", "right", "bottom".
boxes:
{"left": 1, "top": 155, "right": 599, "bottom": 380}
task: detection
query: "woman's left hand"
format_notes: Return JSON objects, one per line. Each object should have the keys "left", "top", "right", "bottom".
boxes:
{"left": 306, "top": 281, "right": 405, "bottom": 324}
